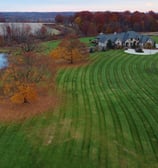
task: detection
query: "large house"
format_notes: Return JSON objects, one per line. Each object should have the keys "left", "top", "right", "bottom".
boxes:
{"left": 96, "top": 31, "right": 155, "bottom": 50}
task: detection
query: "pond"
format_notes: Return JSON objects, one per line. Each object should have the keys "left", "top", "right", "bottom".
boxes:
{"left": 0, "top": 53, "right": 8, "bottom": 69}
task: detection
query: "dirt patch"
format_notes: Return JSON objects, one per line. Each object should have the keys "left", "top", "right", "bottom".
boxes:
{"left": 0, "top": 92, "right": 59, "bottom": 122}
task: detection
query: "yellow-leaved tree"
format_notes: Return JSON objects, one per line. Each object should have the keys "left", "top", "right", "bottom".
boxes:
{"left": 0, "top": 52, "right": 56, "bottom": 104}
{"left": 50, "top": 34, "right": 89, "bottom": 64}
{"left": 10, "top": 84, "right": 37, "bottom": 104}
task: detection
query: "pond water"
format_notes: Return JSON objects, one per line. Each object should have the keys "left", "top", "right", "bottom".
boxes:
{"left": 0, "top": 53, "right": 8, "bottom": 69}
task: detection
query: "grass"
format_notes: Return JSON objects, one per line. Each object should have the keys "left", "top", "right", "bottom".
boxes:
{"left": 40, "top": 37, "right": 93, "bottom": 55}
{"left": 80, "top": 37, "right": 94, "bottom": 46}
{"left": 0, "top": 41, "right": 158, "bottom": 167}
{"left": 151, "top": 36, "right": 158, "bottom": 43}
{"left": 40, "top": 40, "right": 60, "bottom": 54}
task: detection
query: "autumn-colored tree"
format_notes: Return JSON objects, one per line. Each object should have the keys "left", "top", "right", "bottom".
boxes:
{"left": 0, "top": 35, "right": 4, "bottom": 46}
{"left": 35, "top": 26, "right": 51, "bottom": 40}
{"left": 55, "top": 14, "right": 64, "bottom": 24}
{"left": 1, "top": 23, "right": 33, "bottom": 45}
{"left": 1, "top": 52, "right": 56, "bottom": 104}
{"left": 86, "top": 22, "right": 97, "bottom": 36}
{"left": 51, "top": 35, "right": 89, "bottom": 64}
{"left": 74, "top": 16, "right": 82, "bottom": 26}
{"left": 75, "top": 11, "right": 94, "bottom": 22}
{"left": 21, "top": 36, "right": 36, "bottom": 52}
{"left": 10, "top": 83, "right": 37, "bottom": 104}
{"left": 72, "top": 11, "right": 158, "bottom": 35}
{"left": 94, "top": 12, "right": 105, "bottom": 33}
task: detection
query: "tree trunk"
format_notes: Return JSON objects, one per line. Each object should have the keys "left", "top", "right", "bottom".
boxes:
{"left": 70, "top": 53, "right": 73, "bottom": 64}
{"left": 24, "top": 97, "right": 29, "bottom": 103}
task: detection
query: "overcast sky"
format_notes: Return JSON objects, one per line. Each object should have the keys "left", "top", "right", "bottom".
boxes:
{"left": 0, "top": 0, "right": 157, "bottom": 12}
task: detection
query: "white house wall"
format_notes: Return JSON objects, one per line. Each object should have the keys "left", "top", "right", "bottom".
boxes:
{"left": 115, "top": 39, "right": 122, "bottom": 46}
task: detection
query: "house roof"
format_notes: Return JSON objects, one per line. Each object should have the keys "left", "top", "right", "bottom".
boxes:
{"left": 125, "top": 31, "right": 141, "bottom": 39}
{"left": 140, "top": 35, "right": 154, "bottom": 43}
{"left": 97, "top": 31, "right": 154, "bottom": 44}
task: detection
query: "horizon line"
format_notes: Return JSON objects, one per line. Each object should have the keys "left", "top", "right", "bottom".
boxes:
{"left": 0, "top": 10, "right": 157, "bottom": 13}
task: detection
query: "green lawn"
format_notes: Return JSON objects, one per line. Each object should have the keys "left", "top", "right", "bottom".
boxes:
{"left": 41, "top": 37, "right": 93, "bottom": 55}
{"left": 80, "top": 37, "right": 94, "bottom": 46}
{"left": 41, "top": 40, "right": 60, "bottom": 54}
{"left": 151, "top": 35, "right": 158, "bottom": 43}
{"left": 0, "top": 47, "right": 158, "bottom": 167}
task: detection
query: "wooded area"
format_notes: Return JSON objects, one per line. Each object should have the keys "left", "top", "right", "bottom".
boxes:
{"left": 55, "top": 11, "right": 158, "bottom": 36}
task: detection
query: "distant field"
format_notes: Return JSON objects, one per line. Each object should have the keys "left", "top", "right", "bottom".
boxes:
{"left": 0, "top": 22, "right": 60, "bottom": 35}
{"left": 0, "top": 41, "right": 158, "bottom": 167}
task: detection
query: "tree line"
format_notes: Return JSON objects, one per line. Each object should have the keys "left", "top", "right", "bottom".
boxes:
{"left": 0, "top": 23, "right": 53, "bottom": 46}
{"left": 55, "top": 11, "right": 158, "bottom": 36}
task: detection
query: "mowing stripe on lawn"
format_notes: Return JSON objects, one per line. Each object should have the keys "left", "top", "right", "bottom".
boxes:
{"left": 122, "top": 54, "right": 158, "bottom": 162}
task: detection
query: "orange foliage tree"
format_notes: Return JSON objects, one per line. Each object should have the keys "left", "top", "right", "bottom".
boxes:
{"left": 1, "top": 52, "right": 56, "bottom": 104}
{"left": 0, "top": 35, "right": 4, "bottom": 46}
{"left": 10, "top": 84, "right": 37, "bottom": 104}
{"left": 50, "top": 35, "right": 89, "bottom": 64}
